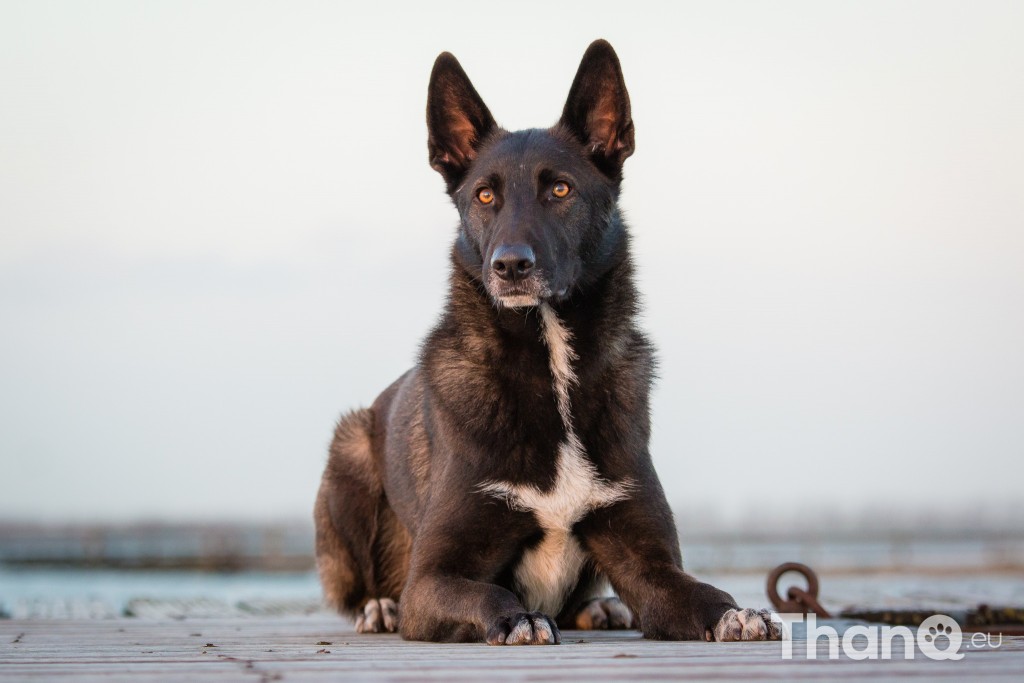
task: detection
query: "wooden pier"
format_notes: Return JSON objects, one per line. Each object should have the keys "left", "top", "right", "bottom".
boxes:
{"left": 2, "top": 616, "right": 1022, "bottom": 681}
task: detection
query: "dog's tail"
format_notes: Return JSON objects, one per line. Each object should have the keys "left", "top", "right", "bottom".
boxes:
{"left": 314, "top": 407, "right": 379, "bottom": 613}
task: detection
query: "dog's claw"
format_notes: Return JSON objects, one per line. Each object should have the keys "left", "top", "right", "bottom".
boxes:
{"left": 486, "top": 612, "right": 560, "bottom": 645}
{"left": 710, "top": 608, "right": 780, "bottom": 642}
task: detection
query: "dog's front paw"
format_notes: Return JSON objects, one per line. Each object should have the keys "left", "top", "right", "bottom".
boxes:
{"left": 355, "top": 598, "right": 399, "bottom": 633}
{"left": 486, "top": 612, "right": 561, "bottom": 645}
{"left": 574, "top": 597, "right": 634, "bottom": 630}
{"left": 706, "top": 608, "right": 780, "bottom": 642}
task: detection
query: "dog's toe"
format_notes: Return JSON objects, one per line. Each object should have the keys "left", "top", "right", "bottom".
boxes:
{"left": 355, "top": 598, "right": 399, "bottom": 634}
{"left": 710, "top": 607, "right": 780, "bottom": 642}
{"left": 487, "top": 612, "right": 560, "bottom": 645}
{"left": 575, "top": 597, "right": 634, "bottom": 630}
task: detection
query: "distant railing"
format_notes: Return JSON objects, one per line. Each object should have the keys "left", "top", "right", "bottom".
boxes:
{"left": 0, "top": 523, "right": 316, "bottom": 572}
{"left": 1, "top": 522, "right": 1022, "bottom": 573}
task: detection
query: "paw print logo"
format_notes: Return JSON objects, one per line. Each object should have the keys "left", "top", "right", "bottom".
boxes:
{"left": 924, "top": 622, "right": 954, "bottom": 644}
{"left": 917, "top": 615, "right": 964, "bottom": 661}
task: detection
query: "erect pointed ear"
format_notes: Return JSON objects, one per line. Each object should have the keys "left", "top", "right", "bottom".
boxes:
{"left": 559, "top": 39, "right": 635, "bottom": 181}
{"left": 427, "top": 52, "right": 496, "bottom": 191}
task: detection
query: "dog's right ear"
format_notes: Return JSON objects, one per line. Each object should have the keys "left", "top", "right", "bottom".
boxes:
{"left": 427, "top": 53, "right": 496, "bottom": 191}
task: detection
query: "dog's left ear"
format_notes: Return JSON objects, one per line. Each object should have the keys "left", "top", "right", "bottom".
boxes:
{"left": 427, "top": 52, "right": 496, "bottom": 192}
{"left": 560, "top": 39, "right": 635, "bottom": 181}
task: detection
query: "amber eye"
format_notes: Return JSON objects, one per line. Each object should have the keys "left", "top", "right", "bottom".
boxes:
{"left": 552, "top": 181, "right": 571, "bottom": 198}
{"left": 477, "top": 187, "right": 495, "bottom": 204}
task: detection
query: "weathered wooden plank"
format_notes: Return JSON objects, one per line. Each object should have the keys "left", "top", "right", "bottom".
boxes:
{"left": 1, "top": 617, "right": 1022, "bottom": 682}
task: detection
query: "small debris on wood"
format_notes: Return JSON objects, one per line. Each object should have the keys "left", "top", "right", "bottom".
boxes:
{"left": 613, "top": 653, "right": 638, "bottom": 658}
{"left": 316, "top": 648, "right": 331, "bottom": 654}
{"left": 316, "top": 640, "right": 332, "bottom": 645}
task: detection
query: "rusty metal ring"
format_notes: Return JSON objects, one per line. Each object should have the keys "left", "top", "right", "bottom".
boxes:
{"left": 767, "top": 561, "right": 821, "bottom": 612}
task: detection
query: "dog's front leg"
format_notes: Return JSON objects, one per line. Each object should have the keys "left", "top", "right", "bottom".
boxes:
{"left": 578, "top": 492, "right": 779, "bottom": 641}
{"left": 401, "top": 572, "right": 559, "bottom": 645}
{"left": 398, "top": 504, "right": 561, "bottom": 645}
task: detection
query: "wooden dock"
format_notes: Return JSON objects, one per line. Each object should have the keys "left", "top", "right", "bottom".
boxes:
{"left": 2, "top": 616, "right": 1022, "bottom": 681}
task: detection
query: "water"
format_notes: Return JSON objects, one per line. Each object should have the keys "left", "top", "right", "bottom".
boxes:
{"left": 0, "top": 567, "right": 324, "bottom": 619}
{"left": 3, "top": 529, "right": 1022, "bottom": 620}
{"left": 3, "top": 565, "right": 1022, "bottom": 621}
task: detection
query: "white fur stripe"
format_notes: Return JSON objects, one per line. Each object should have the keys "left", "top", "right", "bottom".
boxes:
{"left": 477, "top": 303, "right": 634, "bottom": 615}
{"left": 538, "top": 302, "right": 578, "bottom": 433}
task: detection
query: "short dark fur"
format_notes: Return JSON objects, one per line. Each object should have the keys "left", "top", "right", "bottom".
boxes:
{"left": 315, "top": 40, "right": 774, "bottom": 644}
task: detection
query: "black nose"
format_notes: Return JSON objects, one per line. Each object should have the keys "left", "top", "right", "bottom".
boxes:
{"left": 490, "top": 244, "right": 536, "bottom": 281}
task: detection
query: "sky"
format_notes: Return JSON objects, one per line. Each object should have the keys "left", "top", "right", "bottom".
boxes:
{"left": 1, "top": 1, "right": 1022, "bottom": 529}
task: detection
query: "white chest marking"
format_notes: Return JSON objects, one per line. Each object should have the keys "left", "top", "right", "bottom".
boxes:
{"left": 480, "top": 303, "right": 633, "bottom": 615}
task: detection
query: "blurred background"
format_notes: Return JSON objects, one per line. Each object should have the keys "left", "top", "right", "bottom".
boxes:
{"left": 1, "top": 0, "right": 1022, "bottom": 620}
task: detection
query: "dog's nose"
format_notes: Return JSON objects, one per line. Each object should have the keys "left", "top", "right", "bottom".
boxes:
{"left": 490, "top": 244, "right": 536, "bottom": 281}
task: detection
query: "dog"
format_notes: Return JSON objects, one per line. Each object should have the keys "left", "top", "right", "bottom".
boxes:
{"left": 314, "top": 39, "right": 781, "bottom": 645}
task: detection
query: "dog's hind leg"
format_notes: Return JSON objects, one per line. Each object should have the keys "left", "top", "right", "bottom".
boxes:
{"left": 557, "top": 569, "right": 634, "bottom": 630}
{"left": 572, "top": 597, "right": 634, "bottom": 630}
{"left": 314, "top": 408, "right": 410, "bottom": 633}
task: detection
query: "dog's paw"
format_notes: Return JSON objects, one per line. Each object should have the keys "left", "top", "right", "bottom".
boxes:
{"left": 574, "top": 597, "right": 634, "bottom": 630}
{"left": 486, "top": 612, "right": 561, "bottom": 645}
{"left": 355, "top": 598, "right": 399, "bottom": 634}
{"left": 706, "top": 608, "right": 780, "bottom": 642}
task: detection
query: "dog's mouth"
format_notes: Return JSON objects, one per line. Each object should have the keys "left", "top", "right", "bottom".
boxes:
{"left": 489, "top": 286, "right": 573, "bottom": 311}
{"left": 497, "top": 293, "right": 541, "bottom": 309}
{"left": 487, "top": 273, "right": 553, "bottom": 310}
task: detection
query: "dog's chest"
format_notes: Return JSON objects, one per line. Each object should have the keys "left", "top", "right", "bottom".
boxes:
{"left": 489, "top": 441, "right": 628, "bottom": 614}
{"left": 480, "top": 304, "right": 632, "bottom": 615}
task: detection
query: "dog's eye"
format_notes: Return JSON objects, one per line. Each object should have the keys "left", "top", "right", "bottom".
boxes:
{"left": 477, "top": 187, "right": 495, "bottom": 205}
{"left": 551, "top": 181, "right": 571, "bottom": 198}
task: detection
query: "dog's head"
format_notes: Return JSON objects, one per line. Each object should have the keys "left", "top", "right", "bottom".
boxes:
{"left": 427, "top": 40, "right": 635, "bottom": 309}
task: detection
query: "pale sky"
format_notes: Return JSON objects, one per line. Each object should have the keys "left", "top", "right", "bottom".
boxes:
{"left": 1, "top": 1, "right": 1022, "bottom": 528}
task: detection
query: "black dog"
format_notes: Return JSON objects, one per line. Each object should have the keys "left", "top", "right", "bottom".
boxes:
{"left": 315, "top": 40, "right": 780, "bottom": 645}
